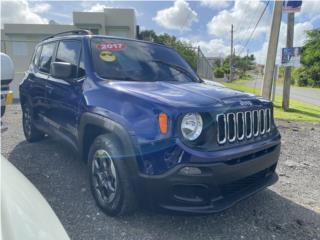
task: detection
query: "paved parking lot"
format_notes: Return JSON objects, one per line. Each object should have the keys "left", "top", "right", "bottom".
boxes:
{"left": 2, "top": 104, "right": 320, "bottom": 240}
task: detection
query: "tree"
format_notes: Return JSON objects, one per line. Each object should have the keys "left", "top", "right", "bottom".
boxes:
{"left": 139, "top": 30, "right": 198, "bottom": 70}
{"left": 300, "top": 29, "right": 320, "bottom": 87}
{"left": 218, "top": 54, "right": 255, "bottom": 79}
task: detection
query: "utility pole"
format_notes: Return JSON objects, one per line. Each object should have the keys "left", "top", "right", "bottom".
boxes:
{"left": 272, "top": 65, "right": 279, "bottom": 102}
{"left": 282, "top": 12, "right": 295, "bottom": 110}
{"left": 230, "top": 24, "right": 233, "bottom": 81}
{"left": 262, "top": 0, "right": 283, "bottom": 99}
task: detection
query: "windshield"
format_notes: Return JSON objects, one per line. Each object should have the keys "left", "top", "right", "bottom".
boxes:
{"left": 91, "top": 37, "right": 200, "bottom": 82}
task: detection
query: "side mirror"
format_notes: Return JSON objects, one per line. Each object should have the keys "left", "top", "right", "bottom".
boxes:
{"left": 50, "top": 62, "right": 76, "bottom": 81}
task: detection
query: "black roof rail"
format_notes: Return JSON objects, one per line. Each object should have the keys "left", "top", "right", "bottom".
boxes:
{"left": 42, "top": 29, "right": 92, "bottom": 41}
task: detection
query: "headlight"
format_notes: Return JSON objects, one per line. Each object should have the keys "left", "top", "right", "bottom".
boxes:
{"left": 181, "top": 113, "right": 203, "bottom": 141}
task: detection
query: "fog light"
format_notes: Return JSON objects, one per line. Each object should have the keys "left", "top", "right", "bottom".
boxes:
{"left": 179, "top": 167, "right": 202, "bottom": 175}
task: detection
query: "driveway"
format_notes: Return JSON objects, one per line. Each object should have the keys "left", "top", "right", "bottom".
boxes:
{"left": 244, "top": 75, "right": 320, "bottom": 106}
{"left": 1, "top": 104, "right": 320, "bottom": 240}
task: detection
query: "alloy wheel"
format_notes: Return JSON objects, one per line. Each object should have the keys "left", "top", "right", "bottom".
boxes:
{"left": 23, "top": 107, "right": 32, "bottom": 137}
{"left": 91, "top": 149, "right": 118, "bottom": 204}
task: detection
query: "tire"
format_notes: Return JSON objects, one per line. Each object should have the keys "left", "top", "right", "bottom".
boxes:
{"left": 88, "top": 134, "right": 137, "bottom": 216}
{"left": 1, "top": 106, "right": 5, "bottom": 117}
{"left": 22, "top": 103, "right": 45, "bottom": 142}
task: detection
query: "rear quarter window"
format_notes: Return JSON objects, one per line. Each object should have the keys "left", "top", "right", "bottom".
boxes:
{"left": 33, "top": 45, "right": 42, "bottom": 67}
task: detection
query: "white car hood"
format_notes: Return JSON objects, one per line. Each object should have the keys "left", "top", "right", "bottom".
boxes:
{"left": 1, "top": 156, "right": 70, "bottom": 240}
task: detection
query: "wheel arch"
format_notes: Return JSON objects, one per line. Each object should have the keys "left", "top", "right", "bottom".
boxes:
{"left": 78, "top": 113, "right": 141, "bottom": 172}
{"left": 20, "top": 93, "right": 29, "bottom": 107}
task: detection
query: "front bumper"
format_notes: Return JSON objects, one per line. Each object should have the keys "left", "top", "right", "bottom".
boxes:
{"left": 138, "top": 143, "right": 280, "bottom": 213}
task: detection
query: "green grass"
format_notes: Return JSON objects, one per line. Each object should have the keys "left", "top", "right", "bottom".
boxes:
{"left": 223, "top": 82, "right": 320, "bottom": 123}
{"left": 297, "top": 86, "right": 320, "bottom": 91}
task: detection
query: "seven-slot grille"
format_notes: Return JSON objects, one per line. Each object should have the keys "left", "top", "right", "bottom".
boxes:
{"left": 216, "top": 109, "right": 272, "bottom": 144}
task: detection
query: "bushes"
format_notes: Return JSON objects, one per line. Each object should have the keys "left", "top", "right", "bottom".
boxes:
{"left": 292, "top": 67, "right": 320, "bottom": 87}
{"left": 297, "top": 73, "right": 308, "bottom": 87}
{"left": 214, "top": 67, "right": 225, "bottom": 78}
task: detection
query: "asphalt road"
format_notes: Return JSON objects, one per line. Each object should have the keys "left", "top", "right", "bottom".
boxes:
{"left": 1, "top": 104, "right": 320, "bottom": 240}
{"left": 244, "top": 76, "right": 320, "bottom": 106}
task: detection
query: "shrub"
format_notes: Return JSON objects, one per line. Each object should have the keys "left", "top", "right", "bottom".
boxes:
{"left": 214, "top": 67, "right": 225, "bottom": 78}
{"left": 297, "top": 71, "right": 309, "bottom": 86}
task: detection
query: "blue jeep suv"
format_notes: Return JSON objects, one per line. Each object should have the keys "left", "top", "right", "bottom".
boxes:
{"left": 20, "top": 30, "right": 281, "bottom": 216}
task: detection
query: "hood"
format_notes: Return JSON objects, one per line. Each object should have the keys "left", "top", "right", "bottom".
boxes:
{"left": 105, "top": 81, "right": 258, "bottom": 108}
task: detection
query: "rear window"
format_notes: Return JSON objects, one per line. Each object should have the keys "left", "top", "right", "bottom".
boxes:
{"left": 39, "top": 42, "right": 56, "bottom": 73}
{"left": 91, "top": 37, "right": 199, "bottom": 82}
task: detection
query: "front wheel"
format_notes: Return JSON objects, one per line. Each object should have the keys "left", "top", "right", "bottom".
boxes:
{"left": 22, "top": 104, "right": 45, "bottom": 142}
{"left": 88, "top": 134, "right": 137, "bottom": 216}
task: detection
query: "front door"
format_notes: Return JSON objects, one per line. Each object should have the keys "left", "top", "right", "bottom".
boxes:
{"left": 45, "top": 39, "right": 85, "bottom": 148}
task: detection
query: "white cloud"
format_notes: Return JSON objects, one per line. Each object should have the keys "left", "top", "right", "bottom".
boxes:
{"left": 153, "top": 0, "right": 198, "bottom": 31}
{"left": 181, "top": 38, "right": 242, "bottom": 58}
{"left": 30, "top": 3, "right": 51, "bottom": 13}
{"left": 1, "top": 0, "right": 48, "bottom": 26}
{"left": 207, "top": 0, "right": 270, "bottom": 40}
{"left": 194, "top": 19, "right": 313, "bottom": 65}
{"left": 200, "top": 0, "right": 231, "bottom": 9}
{"left": 86, "top": 3, "right": 109, "bottom": 12}
{"left": 85, "top": 3, "right": 142, "bottom": 17}
{"left": 297, "top": 0, "right": 319, "bottom": 19}
{"left": 197, "top": 39, "right": 233, "bottom": 57}
{"left": 253, "top": 21, "right": 313, "bottom": 64}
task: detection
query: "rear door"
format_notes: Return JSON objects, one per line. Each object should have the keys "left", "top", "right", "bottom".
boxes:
{"left": 28, "top": 42, "right": 56, "bottom": 124}
{"left": 45, "top": 39, "right": 84, "bottom": 147}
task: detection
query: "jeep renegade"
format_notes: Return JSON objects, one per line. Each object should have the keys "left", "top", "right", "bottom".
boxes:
{"left": 20, "top": 30, "right": 281, "bottom": 216}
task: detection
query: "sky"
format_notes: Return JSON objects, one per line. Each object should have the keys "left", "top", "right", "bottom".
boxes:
{"left": 1, "top": 0, "right": 320, "bottom": 64}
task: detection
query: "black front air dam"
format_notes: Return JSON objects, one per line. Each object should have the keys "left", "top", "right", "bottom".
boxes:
{"left": 138, "top": 144, "right": 280, "bottom": 214}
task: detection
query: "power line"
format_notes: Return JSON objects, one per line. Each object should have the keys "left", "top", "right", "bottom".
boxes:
{"left": 238, "top": 0, "right": 270, "bottom": 56}
{"left": 235, "top": 2, "right": 266, "bottom": 52}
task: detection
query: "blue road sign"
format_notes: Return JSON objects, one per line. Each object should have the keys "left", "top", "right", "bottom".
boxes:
{"left": 281, "top": 47, "right": 301, "bottom": 67}
{"left": 283, "top": 1, "right": 302, "bottom": 12}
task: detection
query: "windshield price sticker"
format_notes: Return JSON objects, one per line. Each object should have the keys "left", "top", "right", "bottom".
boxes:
{"left": 96, "top": 43, "right": 127, "bottom": 51}
{"left": 100, "top": 51, "right": 116, "bottom": 62}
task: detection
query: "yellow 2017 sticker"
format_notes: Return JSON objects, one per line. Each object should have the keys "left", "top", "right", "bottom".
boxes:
{"left": 100, "top": 51, "right": 116, "bottom": 62}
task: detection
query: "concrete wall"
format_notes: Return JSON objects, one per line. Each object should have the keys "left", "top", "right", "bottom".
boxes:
{"left": 104, "top": 8, "right": 136, "bottom": 38}
{"left": 73, "top": 9, "right": 136, "bottom": 37}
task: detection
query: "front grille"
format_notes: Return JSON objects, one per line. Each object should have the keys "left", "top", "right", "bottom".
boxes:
{"left": 217, "top": 108, "right": 272, "bottom": 145}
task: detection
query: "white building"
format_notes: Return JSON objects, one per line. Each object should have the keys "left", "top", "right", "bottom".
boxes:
{"left": 1, "top": 8, "right": 137, "bottom": 98}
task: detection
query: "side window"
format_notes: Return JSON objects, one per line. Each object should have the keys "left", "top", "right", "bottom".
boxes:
{"left": 39, "top": 42, "right": 56, "bottom": 73}
{"left": 78, "top": 50, "right": 85, "bottom": 78}
{"left": 56, "top": 40, "right": 82, "bottom": 78}
{"left": 33, "top": 45, "right": 42, "bottom": 67}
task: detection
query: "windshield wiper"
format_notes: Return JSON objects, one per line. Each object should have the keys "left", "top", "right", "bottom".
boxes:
{"left": 151, "top": 60, "right": 200, "bottom": 83}
{"left": 104, "top": 76, "right": 143, "bottom": 82}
